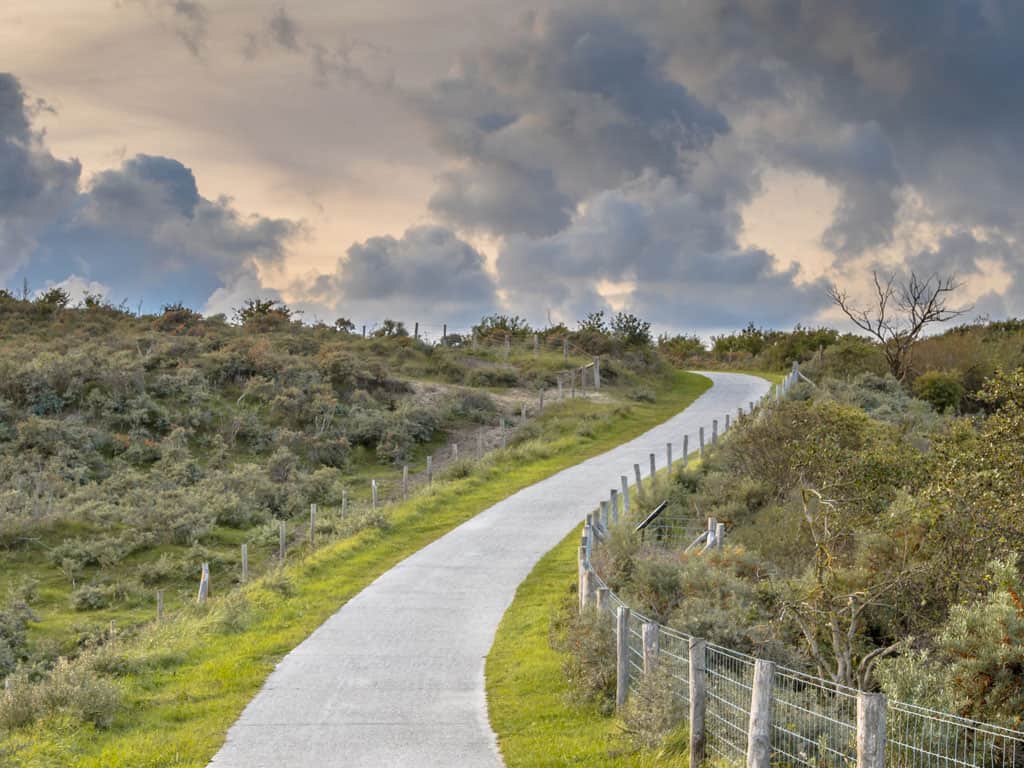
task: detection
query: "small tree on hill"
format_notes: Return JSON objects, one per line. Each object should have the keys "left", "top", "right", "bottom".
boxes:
{"left": 828, "top": 272, "right": 968, "bottom": 381}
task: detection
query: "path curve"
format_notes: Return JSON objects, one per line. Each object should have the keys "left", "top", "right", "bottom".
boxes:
{"left": 209, "top": 372, "right": 769, "bottom": 768}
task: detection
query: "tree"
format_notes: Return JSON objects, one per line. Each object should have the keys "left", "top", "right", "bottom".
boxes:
{"left": 610, "top": 312, "right": 652, "bottom": 347}
{"left": 333, "top": 317, "right": 355, "bottom": 334}
{"left": 372, "top": 319, "right": 408, "bottom": 338}
{"left": 828, "top": 272, "right": 969, "bottom": 381}
{"left": 233, "top": 298, "right": 293, "bottom": 332}
{"left": 35, "top": 288, "right": 70, "bottom": 309}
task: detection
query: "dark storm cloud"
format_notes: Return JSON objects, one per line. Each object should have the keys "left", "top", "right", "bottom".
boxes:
{"left": 415, "top": 8, "right": 729, "bottom": 237}
{"left": 0, "top": 74, "right": 81, "bottom": 278}
{"left": 299, "top": 226, "right": 499, "bottom": 326}
{"left": 268, "top": 8, "right": 301, "bottom": 52}
{"left": 497, "top": 173, "right": 830, "bottom": 328}
{"left": 0, "top": 73, "right": 301, "bottom": 310}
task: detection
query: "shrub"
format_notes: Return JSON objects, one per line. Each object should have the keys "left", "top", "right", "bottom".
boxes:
{"left": 465, "top": 368, "right": 520, "bottom": 388}
{"left": 913, "top": 370, "right": 964, "bottom": 413}
{"left": 622, "top": 664, "right": 688, "bottom": 750}
{"left": 550, "top": 597, "right": 617, "bottom": 713}
{"left": 70, "top": 585, "right": 111, "bottom": 611}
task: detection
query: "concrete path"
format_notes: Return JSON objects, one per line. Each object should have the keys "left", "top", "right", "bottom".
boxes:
{"left": 208, "top": 372, "right": 769, "bottom": 768}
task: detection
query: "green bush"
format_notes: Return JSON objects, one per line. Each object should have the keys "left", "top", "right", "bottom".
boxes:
{"left": 913, "top": 370, "right": 964, "bottom": 413}
{"left": 550, "top": 598, "right": 617, "bottom": 713}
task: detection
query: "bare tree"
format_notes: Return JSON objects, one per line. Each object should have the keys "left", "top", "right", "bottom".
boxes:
{"left": 828, "top": 271, "right": 969, "bottom": 381}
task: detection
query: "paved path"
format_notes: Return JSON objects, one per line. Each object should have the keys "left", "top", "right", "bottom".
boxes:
{"left": 209, "top": 372, "right": 769, "bottom": 768}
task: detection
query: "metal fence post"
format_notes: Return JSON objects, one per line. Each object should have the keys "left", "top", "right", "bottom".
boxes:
{"left": 689, "top": 637, "right": 707, "bottom": 768}
{"left": 747, "top": 659, "right": 776, "bottom": 768}
{"left": 857, "top": 692, "right": 887, "bottom": 768}
{"left": 642, "top": 622, "right": 660, "bottom": 674}
{"left": 616, "top": 606, "right": 631, "bottom": 709}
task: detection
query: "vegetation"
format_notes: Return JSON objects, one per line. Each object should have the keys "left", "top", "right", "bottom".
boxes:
{"left": 559, "top": 360, "right": 1024, "bottom": 752}
{"left": 0, "top": 287, "right": 714, "bottom": 765}
{"left": 487, "top": 526, "right": 686, "bottom": 767}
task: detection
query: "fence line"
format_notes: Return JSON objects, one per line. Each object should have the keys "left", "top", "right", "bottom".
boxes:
{"left": 578, "top": 364, "right": 1024, "bottom": 768}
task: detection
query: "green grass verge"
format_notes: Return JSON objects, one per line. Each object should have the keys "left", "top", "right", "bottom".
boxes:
{"left": 486, "top": 527, "right": 687, "bottom": 767}
{"left": 1, "top": 371, "right": 710, "bottom": 767}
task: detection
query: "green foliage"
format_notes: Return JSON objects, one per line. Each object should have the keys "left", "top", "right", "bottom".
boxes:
{"left": 233, "top": 298, "right": 294, "bottom": 331}
{"left": 611, "top": 312, "right": 652, "bottom": 347}
{"left": 0, "top": 656, "right": 121, "bottom": 732}
{"left": 912, "top": 370, "right": 964, "bottom": 413}
{"left": 550, "top": 603, "right": 617, "bottom": 713}
{"left": 472, "top": 313, "right": 532, "bottom": 340}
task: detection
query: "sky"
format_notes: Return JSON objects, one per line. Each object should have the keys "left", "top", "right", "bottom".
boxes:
{"left": 1, "top": 0, "right": 1022, "bottom": 336}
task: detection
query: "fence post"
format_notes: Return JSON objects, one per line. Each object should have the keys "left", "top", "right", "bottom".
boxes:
{"left": 712, "top": 419, "right": 718, "bottom": 445}
{"left": 857, "top": 692, "right": 887, "bottom": 768}
{"left": 642, "top": 622, "right": 660, "bottom": 674}
{"left": 610, "top": 488, "right": 619, "bottom": 524}
{"left": 533, "top": 333, "right": 539, "bottom": 354}
{"left": 689, "top": 637, "right": 707, "bottom": 768}
{"left": 683, "top": 434, "right": 689, "bottom": 464}
{"left": 599, "top": 500, "right": 609, "bottom": 529}
{"left": 666, "top": 442, "right": 673, "bottom": 474}
{"left": 521, "top": 402, "right": 527, "bottom": 422}
{"left": 616, "top": 606, "right": 631, "bottom": 709}
{"left": 580, "top": 564, "right": 594, "bottom": 612}
{"left": 197, "top": 562, "right": 210, "bottom": 604}
{"left": 501, "top": 418, "right": 507, "bottom": 448}
{"left": 649, "top": 452, "right": 656, "bottom": 481}
{"left": 707, "top": 517, "right": 718, "bottom": 546}
{"left": 414, "top": 321, "right": 419, "bottom": 340}
{"left": 157, "top": 589, "right": 164, "bottom": 622}
{"left": 558, "top": 375, "right": 564, "bottom": 400}
{"left": 699, "top": 426, "right": 705, "bottom": 458}
{"left": 749, "top": 400, "right": 755, "bottom": 414}
{"left": 361, "top": 324, "right": 366, "bottom": 338}
{"left": 477, "top": 428, "right": 484, "bottom": 455}
{"left": 452, "top": 443, "right": 459, "bottom": 461}
{"left": 577, "top": 544, "right": 587, "bottom": 607}
{"left": 716, "top": 522, "right": 726, "bottom": 549}
{"left": 371, "top": 480, "right": 378, "bottom": 511}
{"left": 539, "top": 389, "right": 545, "bottom": 413}
{"left": 342, "top": 488, "right": 348, "bottom": 517}
{"left": 725, "top": 414, "right": 731, "bottom": 431}
{"left": 621, "top": 476, "right": 630, "bottom": 513}
{"left": 563, "top": 337, "right": 569, "bottom": 360}
{"left": 747, "top": 659, "right": 776, "bottom": 768}
{"left": 279, "top": 521, "right": 286, "bottom": 561}
{"left": 241, "top": 543, "right": 248, "bottom": 583}
{"left": 402, "top": 465, "right": 409, "bottom": 499}
{"left": 310, "top": 503, "right": 317, "bottom": 544}
{"left": 427, "top": 455, "right": 433, "bottom": 485}
{"left": 594, "top": 357, "right": 601, "bottom": 389}
{"left": 596, "top": 586, "right": 609, "bottom": 612}
{"left": 442, "top": 323, "right": 447, "bottom": 343}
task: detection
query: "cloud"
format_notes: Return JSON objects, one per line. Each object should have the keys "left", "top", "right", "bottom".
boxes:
{"left": 497, "top": 172, "right": 830, "bottom": 331}
{"left": 170, "top": 0, "right": 208, "bottom": 56}
{"left": 295, "top": 225, "right": 499, "bottom": 327}
{"left": 414, "top": 8, "right": 729, "bottom": 237}
{"left": 1, "top": 73, "right": 302, "bottom": 313}
{"left": 268, "top": 8, "right": 301, "bottom": 51}
{"left": 0, "top": 74, "right": 81, "bottom": 281}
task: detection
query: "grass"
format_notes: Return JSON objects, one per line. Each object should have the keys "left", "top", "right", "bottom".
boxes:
{"left": 486, "top": 525, "right": 687, "bottom": 767}
{"left": 0, "top": 370, "right": 711, "bottom": 767}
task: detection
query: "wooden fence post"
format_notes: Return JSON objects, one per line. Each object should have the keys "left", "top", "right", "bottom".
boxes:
{"left": 442, "top": 323, "right": 447, "bottom": 344}
{"left": 427, "top": 455, "right": 433, "bottom": 485}
{"left": 747, "top": 660, "right": 776, "bottom": 768}
{"left": 610, "top": 488, "right": 619, "bottom": 524}
{"left": 157, "top": 590, "right": 164, "bottom": 622}
{"left": 414, "top": 321, "right": 419, "bottom": 340}
{"left": 616, "top": 606, "right": 631, "bottom": 709}
{"left": 197, "top": 562, "right": 210, "bottom": 604}
{"left": 581, "top": 568, "right": 596, "bottom": 611}
{"left": 279, "top": 521, "right": 286, "bottom": 561}
{"left": 539, "top": 389, "right": 545, "bottom": 413}
{"left": 452, "top": 443, "right": 459, "bottom": 462}
{"left": 699, "top": 427, "right": 705, "bottom": 458}
{"left": 649, "top": 452, "right": 657, "bottom": 481}
{"left": 371, "top": 480, "right": 378, "bottom": 511}
{"left": 683, "top": 434, "right": 689, "bottom": 464}
{"left": 725, "top": 414, "right": 731, "bottom": 431}
{"left": 666, "top": 442, "right": 673, "bottom": 474}
{"left": 857, "top": 692, "right": 887, "bottom": 768}
{"left": 241, "top": 543, "right": 248, "bottom": 582}
{"left": 533, "top": 333, "right": 539, "bottom": 354}
{"left": 689, "top": 638, "right": 707, "bottom": 768}
{"left": 749, "top": 400, "right": 755, "bottom": 414}
{"left": 558, "top": 375, "right": 564, "bottom": 400}
{"left": 563, "top": 337, "right": 569, "bottom": 360}
{"left": 716, "top": 522, "right": 726, "bottom": 549}
{"left": 600, "top": 500, "right": 610, "bottom": 529}
{"left": 577, "top": 544, "right": 587, "bottom": 607}
{"left": 361, "top": 324, "right": 366, "bottom": 339}
{"left": 521, "top": 402, "right": 527, "bottom": 421}
{"left": 596, "top": 586, "right": 609, "bottom": 612}
{"left": 594, "top": 357, "right": 601, "bottom": 389}
{"left": 712, "top": 419, "right": 719, "bottom": 445}
{"left": 402, "top": 465, "right": 409, "bottom": 499}
{"left": 309, "top": 503, "right": 317, "bottom": 544}
{"left": 477, "top": 428, "right": 484, "bottom": 455}
{"left": 642, "top": 622, "right": 660, "bottom": 674}
{"left": 621, "top": 476, "right": 630, "bottom": 513}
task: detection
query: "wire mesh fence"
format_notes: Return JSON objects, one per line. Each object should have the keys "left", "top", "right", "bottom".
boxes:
{"left": 771, "top": 664, "right": 859, "bottom": 768}
{"left": 888, "top": 701, "right": 1024, "bottom": 768}
{"left": 705, "top": 641, "right": 756, "bottom": 763}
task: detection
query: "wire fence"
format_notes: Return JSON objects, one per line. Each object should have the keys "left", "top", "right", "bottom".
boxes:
{"left": 576, "top": 363, "right": 1024, "bottom": 768}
